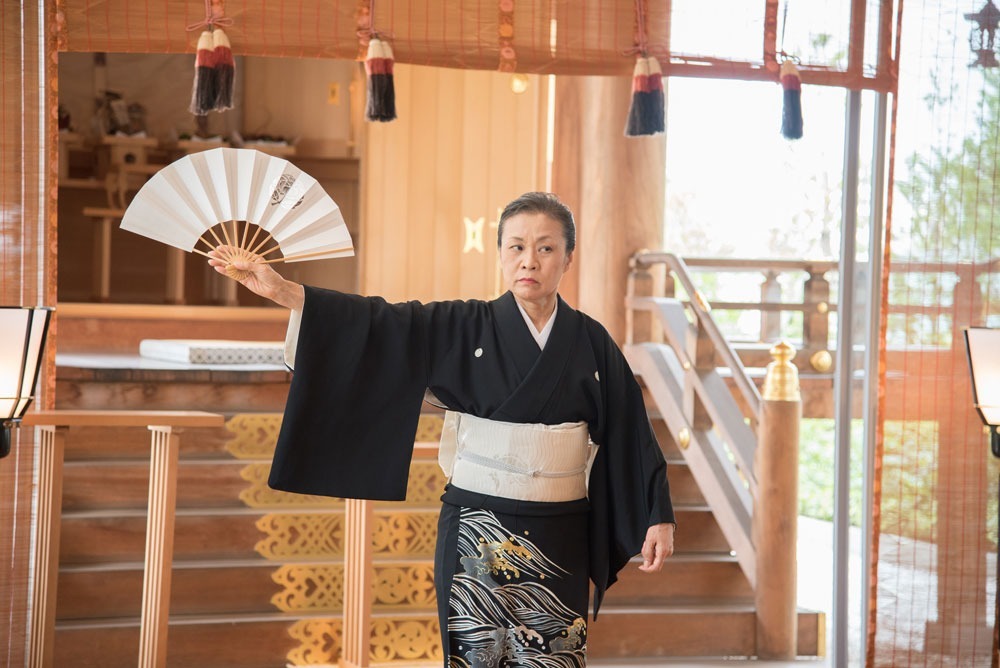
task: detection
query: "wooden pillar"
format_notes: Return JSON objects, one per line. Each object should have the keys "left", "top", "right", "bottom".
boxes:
{"left": 551, "top": 77, "right": 582, "bottom": 308}
{"left": 754, "top": 342, "right": 800, "bottom": 659}
{"left": 340, "top": 499, "right": 374, "bottom": 668}
{"left": 554, "top": 75, "right": 666, "bottom": 344}
{"left": 138, "top": 426, "right": 181, "bottom": 668}
{"left": 27, "top": 426, "right": 66, "bottom": 668}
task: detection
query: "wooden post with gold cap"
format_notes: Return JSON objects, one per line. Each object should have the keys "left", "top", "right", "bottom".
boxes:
{"left": 753, "top": 341, "right": 801, "bottom": 659}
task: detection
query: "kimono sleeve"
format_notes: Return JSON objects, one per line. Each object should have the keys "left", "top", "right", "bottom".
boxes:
{"left": 268, "top": 286, "right": 433, "bottom": 501}
{"left": 586, "top": 318, "right": 675, "bottom": 611}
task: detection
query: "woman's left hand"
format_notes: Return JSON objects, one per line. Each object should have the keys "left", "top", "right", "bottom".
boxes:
{"left": 638, "top": 522, "right": 675, "bottom": 573}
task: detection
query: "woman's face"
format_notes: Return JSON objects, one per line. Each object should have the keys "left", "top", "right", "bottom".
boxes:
{"left": 498, "top": 212, "right": 573, "bottom": 306}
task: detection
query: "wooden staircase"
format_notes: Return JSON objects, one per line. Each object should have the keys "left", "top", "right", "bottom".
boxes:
{"left": 49, "top": 411, "right": 823, "bottom": 666}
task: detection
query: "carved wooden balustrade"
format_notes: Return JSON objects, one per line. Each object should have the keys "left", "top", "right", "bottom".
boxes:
{"left": 22, "top": 410, "right": 225, "bottom": 668}
{"left": 665, "top": 256, "right": 839, "bottom": 372}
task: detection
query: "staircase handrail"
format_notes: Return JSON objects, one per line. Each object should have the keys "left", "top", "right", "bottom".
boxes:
{"left": 632, "top": 251, "right": 761, "bottom": 416}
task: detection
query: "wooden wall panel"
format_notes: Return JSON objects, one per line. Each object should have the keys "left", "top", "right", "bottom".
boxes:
{"left": 361, "top": 65, "right": 547, "bottom": 303}
{"left": 241, "top": 57, "right": 356, "bottom": 157}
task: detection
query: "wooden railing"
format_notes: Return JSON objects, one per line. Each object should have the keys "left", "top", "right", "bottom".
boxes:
{"left": 626, "top": 252, "right": 802, "bottom": 659}
{"left": 657, "top": 255, "right": 999, "bottom": 370}
{"left": 22, "top": 410, "right": 225, "bottom": 668}
{"left": 660, "top": 255, "right": 838, "bottom": 369}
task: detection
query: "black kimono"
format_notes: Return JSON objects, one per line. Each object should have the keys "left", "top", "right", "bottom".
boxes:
{"left": 270, "top": 286, "right": 674, "bottom": 666}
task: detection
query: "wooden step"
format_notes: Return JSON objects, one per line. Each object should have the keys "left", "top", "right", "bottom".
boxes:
{"left": 588, "top": 605, "right": 824, "bottom": 658}
{"left": 60, "top": 510, "right": 273, "bottom": 564}
{"left": 605, "top": 553, "right": 752, "bottom": 605}
{"left": 57, "top": 560, "right": 283, "bottom": 619}
{"left": 59, "top": 505, "right": 727, "bottom": 564}
{"left": 53, "top": 607, "right": 823, "bottom": 667}
{"left": 661, "top": 461, "right": 702, "bottom": 505}
{"left": 59, "top": 425, "right": 235, "bottom": 460}
{"left": 55, "top": 614, "right": 309, "bottom": 668}
{"left": 62, "top": 459, "right": 258, "bottom": 511}
{"left": 58, "top": 550, "right": 748, "bottom": 622}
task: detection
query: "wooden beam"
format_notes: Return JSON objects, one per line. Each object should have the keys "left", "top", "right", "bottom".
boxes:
{"left": 54, "top": 302, "right": 289, "bottom": 322}
{"left": 660, "top": 60, "right": 896, "bottom": 93}
{"left": 24, "top": 410, "right": 224, "bottom": 428}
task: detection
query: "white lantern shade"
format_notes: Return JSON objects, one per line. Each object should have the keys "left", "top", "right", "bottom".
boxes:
{"left": 965, "top": 327, "right": 1000, "bottom": 427}
{"left": 0, "top": 307, "right": 52, "bottom": 422}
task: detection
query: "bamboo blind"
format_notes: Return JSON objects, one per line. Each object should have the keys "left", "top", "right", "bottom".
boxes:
{"left": 1, "top": 1, "right": 58, "bottom": 664}
{"left": 55, "top": 0, "right": 667, "bottom": 76}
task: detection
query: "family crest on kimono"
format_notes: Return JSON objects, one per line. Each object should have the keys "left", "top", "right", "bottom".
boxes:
{"left": 208, "top": 191, "right": 676, "bottom": 667}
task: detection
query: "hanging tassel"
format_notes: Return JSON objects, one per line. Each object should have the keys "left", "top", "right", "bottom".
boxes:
{"left": 190, "top": 30, "right": 218, "bottom": 115}
{"left": 212, "top": 28, "right": 235, "bottom": 111}
{"left": 780, "top": 59, "right": 803, "bottom": 140}
{"left": 625, "top": 55, "right": 664, "bottom": 137}
{"left": 365, "top": 37, "right": 397, "bottom": 122}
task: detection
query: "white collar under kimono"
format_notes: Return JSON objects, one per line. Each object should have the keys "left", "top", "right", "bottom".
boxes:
{"left": 516, "top": 299, "right": 557, "bottom": 349}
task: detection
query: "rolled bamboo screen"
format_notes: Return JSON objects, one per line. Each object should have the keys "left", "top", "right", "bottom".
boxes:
{"left": 55, "top": 0, "right": 668, "bottom": 76}
{"left": 1, "top": 1, "right": 58, "bottom": 664}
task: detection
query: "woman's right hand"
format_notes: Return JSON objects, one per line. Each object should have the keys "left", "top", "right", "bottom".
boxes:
{"left": 207, "top": 247, "right": 305, "bottom": 311}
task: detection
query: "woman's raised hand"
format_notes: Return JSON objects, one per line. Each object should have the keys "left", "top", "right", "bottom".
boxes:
{"left": 207, "top": 247, "right": 305, "bottom": 311}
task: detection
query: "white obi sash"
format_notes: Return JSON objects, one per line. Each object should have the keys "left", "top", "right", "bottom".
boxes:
{"left": 438, "top": 411, "right": 597, "bottom": 503}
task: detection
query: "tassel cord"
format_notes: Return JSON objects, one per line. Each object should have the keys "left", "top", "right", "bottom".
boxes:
{"left": 186, "top": 0, "right": 234, "bottom": 32}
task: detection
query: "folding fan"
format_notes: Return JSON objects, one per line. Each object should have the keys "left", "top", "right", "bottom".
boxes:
{"left": 120, "top": 148, "right": 354, "bottom": 280}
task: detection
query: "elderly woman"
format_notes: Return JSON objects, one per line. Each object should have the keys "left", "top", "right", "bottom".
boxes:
{"left": 209, "top": 191, "right": 674, "bottom": 667}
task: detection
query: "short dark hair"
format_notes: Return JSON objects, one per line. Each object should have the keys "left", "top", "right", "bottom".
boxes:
{"left": 497, "top": 192, "right": 576, "bottom": 253}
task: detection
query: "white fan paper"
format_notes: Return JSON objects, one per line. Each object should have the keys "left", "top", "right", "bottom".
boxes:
{"left": 121, "top": 148, "right": 354, "bottom": 271}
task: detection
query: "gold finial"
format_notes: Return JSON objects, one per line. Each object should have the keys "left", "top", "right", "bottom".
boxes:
{"left": 762, "top": 340, "right": 801, "bottom": 402}
{"left": 816, "top": 301, "right": 829, "bottom": 314}
{"left": 677, "top": 427, "right": 691, "bottom": 450}
{"left": 809, "top": 349, "right": 833, "bottom": 373}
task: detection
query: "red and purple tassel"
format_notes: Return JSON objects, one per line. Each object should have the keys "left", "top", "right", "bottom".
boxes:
{"left": 212, "top": 28, "right": 235, "bottom": 111}
{"left": 780, "top": 59, "right": 803, "bottom": 139}
{"left": 625, "top": 55, "right": 664, "bottom": 137}
{"left": 365, "top": 37, "right": 396, "bottom": 122}
{"left": 190, "top": 30, "right": 217, "bottom": 115}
